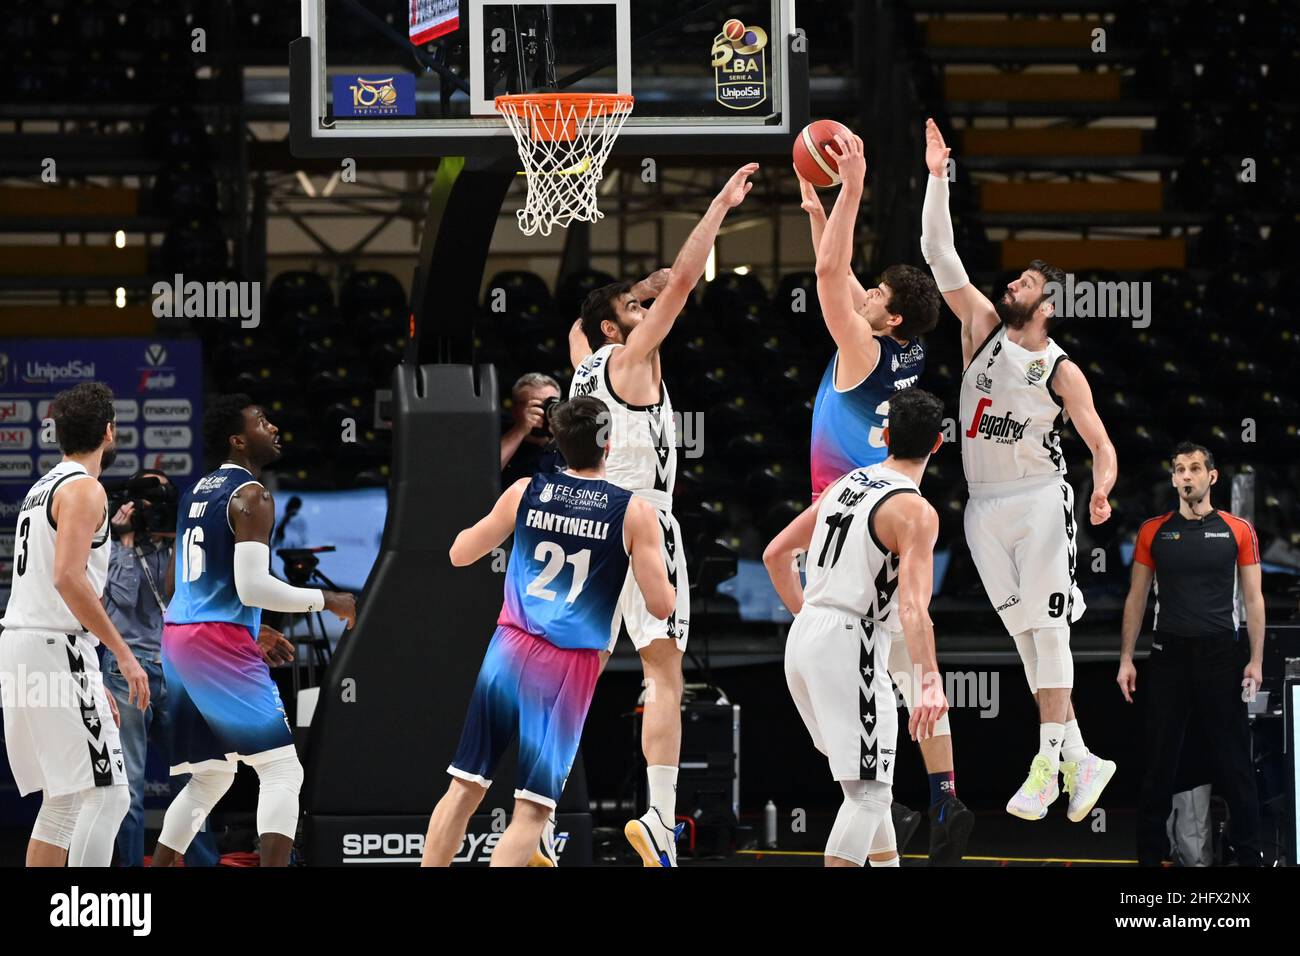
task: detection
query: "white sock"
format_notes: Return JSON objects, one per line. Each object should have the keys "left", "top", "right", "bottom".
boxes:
{"left": 869, "top": 855, "right": 900, "bottom": 867}
{"left": 1039, "top": 723, "right": 1065, "bottom": 771}
{"left": 1061, "top": 719, "right": 1088, "bottom": 763}
{"left": 647, "top": 765, "right": 677, "bottom": 822}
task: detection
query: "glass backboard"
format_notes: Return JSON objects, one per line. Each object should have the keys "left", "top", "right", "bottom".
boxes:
{"left": 291, "top": 0, "right": 804, "bottom": 157}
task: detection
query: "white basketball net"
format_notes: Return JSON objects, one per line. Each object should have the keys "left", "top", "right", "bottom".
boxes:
{"left": 496, "top": 94, "right": 634, "bottom": 237}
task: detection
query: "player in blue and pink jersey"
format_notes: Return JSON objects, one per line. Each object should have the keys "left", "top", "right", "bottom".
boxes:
{"left": 796, "top": 138, "right": 941, "bottom": 501}
{"left": 797, "top": 134, "right": 975, "bottom": 866}
{"left": 151, "top": 395, "right": 356, "bottom": 867}
{"left": 421, "top": 396, "right": 675, "bottom": 868}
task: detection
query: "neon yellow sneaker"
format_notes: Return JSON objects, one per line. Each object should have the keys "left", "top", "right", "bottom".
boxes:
{"left": 1061, "top": 754, "right": 1117, "bottom": 823}
{"left": 1005, "top": 754, "right": 1060, "bottom": 821}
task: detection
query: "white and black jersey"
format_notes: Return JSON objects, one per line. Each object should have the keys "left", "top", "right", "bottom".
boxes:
{"left": 802, "top": 463, "right": 920, "bottom": 624}
{"left": 959, "top": 326, "right": 1070, "bottom": 493}
{"left": 569, "top": 344, "right": 676, "bottom": 507}
{"left": 2, "top": 461, "right": 110, "bottom": 638}
{"left": 786, "top": 462, "right": 919, "bottom": 786}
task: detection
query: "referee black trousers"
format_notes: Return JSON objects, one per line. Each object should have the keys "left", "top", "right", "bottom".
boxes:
{"left": 1136, "top": 633, "right": 1261, "bottom": 866}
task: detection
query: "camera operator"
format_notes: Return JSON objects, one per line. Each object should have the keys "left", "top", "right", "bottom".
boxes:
{"left": 500, "top": 373, "right": 567, "bottom": 485}
{"left": 101, "top": 469, "right": 225, "bottom": 866}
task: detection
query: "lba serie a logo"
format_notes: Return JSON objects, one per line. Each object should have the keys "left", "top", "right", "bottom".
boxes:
{"left": 712, "top": 19, "right": 768, "bottom": 111}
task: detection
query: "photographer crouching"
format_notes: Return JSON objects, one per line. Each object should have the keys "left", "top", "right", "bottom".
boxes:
{"left": 102, "top": 469, "right": 295, "bottom": 865}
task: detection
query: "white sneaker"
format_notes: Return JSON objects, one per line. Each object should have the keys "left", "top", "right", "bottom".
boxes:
{"left": 528, "top": 814, "right": 559, "bottom": 867}
{"left": 1005, "top": 754, "right": 1060, "bottom": 821}
{"left": 1061, "top": 754, "right": 1117, "bottom": 823}
{"left": 624, "top": 809, "right": 683, "bottom": 867}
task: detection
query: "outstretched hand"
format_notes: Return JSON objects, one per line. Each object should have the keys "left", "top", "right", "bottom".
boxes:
{"left": 925, "top": 117, "right": 951, "bottom": 179}
{"left": 717, "top": 163, "right": 759, "bottom": 208}
{"left": 794, "top": 166, "right": 825, "bottom": 219}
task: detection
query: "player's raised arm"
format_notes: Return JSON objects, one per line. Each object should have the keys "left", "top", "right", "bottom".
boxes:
{"left": 878, "top": 494, "right": 948, "bottom": 741}
{"left": 449, "top": 477, "right": 530, "bottom": 567}
{"left": 51, "top": 478, "right": 149, "bottom": 711}
{"left": 620, "top": 163, "right": 758, "bottom": 364}
{"left": 797, "top": 169, "right": 872, "bottom": 314}
{"left": 920, "top": 118, "right": 998, "bottom": 368}
{"left": 568, "top": 317, "right": 593, "bottom": 369}
{"left": 230, "top": 484, "right": 356, "bottom": 627}
{"left": 625, "top": 497, "right": 675, "bottom": 621}
{"left": 629, "top": 267, "right": 672, "bottom": 304}
{"left": 762, "top": 503, "right": 819, "bottom": 616}
{"left": 815, "top": 134, "right": 879, "bottom": 380}
{"left": 1049, "top": 360, "right": 1117, "bottom": 525}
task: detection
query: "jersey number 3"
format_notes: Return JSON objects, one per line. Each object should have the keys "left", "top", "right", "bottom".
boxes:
{"left": 526, "top": 542, "right": 591, "bottom": 603}
{"left": 14, "top": 516, "right": 30, "bottom": 576}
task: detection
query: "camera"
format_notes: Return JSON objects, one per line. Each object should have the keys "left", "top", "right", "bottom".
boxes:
{"left": 107, "top": 472, "right": 179, "bottom": 544}
{"left": 276, "top": 546, "right": 336, "bottom": 587}
{"left": 533, "top": 394, "right": 562, "bottom": 439}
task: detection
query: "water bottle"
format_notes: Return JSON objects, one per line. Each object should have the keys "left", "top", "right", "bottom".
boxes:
{"left": 763, "top": 799, "right": 778, "bottom": 848}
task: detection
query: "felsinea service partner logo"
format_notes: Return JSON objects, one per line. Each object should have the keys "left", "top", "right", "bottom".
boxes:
{"left": 712, "top": 18, "right": 768, "bottom": 110}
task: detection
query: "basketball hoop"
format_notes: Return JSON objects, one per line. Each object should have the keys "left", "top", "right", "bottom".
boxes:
{"left": 495, "top": 92, "right": 634, "bottom": 237}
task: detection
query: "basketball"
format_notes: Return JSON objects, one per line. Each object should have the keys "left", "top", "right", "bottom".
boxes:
{"left": 723, "top": 18, "right": 746, "bottom": 42}
{"left": 793, "top": 118, "right": 855, "bottom": 188}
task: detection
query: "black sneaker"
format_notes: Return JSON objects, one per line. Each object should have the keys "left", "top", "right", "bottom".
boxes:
{"left": 928, "top": 796, "right": 974, "bottom": 866}
{"left": 891, "top": 801, "right": 922, "bottom": 855}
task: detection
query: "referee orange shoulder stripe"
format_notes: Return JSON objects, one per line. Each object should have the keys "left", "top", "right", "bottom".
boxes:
{"left": 1219, "top": 511, "right": 1261, "bottom": 565}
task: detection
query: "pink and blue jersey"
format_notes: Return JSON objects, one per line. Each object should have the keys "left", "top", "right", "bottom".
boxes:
{"left": 809, "top": 337, "right": 925, "bottom": 499}
{"left": 162, "top": 465, "right": 293, "bottom": 767}
{"left": 447, "top": 471, "right": 635, "bottom": 807}
{"left": 165, "top": 464, "right": 262, "bottom": 638}
{"left": 497, "top": 472, "right": 632, "bottom": 650}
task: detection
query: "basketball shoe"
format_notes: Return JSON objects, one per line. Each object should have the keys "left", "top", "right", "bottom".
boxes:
{"left": 1006, "top": 754, "right": 1060, "bottom": 821}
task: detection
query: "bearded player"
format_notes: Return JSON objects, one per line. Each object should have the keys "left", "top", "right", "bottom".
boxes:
{"left": 0, "top": 382, "right": 147, "bottom": 866}
{"left": 920, "top": 118, "right": 1118, "bottom": 822}
{"left": 799, "top": 132, "right": 972, "bottom": 863}
{"left": 567, "top": 163, "right": 758, "bottom": 865}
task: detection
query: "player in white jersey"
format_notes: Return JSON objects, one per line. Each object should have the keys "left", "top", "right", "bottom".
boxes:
{"left": 764, "top": 387, "right": 949, "bottom": 867}
{"left": 567, "top": 162, "right": 758, "bottom": 865}
{"left": 0, "top": 382, "right": 150, "bottom": 866}
{"left": 920, "top": 119, "right": 1119, "bottom": 822}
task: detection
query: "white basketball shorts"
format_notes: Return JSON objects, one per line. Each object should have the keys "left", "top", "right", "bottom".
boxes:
{"left": 784, "top": 605, "right": 897, "bottom": 784}
{"left": 0, "top": 628, "right": 127, "bottom": 798}
{"left": 964, "top": 475, "right": 1086, "bottom": 637}
{"left": 608, "top": 507, "right": 690, "bottom": 653}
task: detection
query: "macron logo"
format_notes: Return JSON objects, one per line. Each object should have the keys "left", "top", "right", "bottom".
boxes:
{"left": 49, "top": 886, "right": 151, "bottom": 936}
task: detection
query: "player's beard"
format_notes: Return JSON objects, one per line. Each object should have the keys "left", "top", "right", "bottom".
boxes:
{"left": 99, "top": 440, "right": 117, "bottom": 471}
{"left": 995, "top": 294, "right": 1037, "bottom": 330}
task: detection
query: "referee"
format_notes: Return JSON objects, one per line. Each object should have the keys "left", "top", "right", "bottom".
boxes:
{"left": 1117, "top": 442, "right": 1264, "bottom": 866}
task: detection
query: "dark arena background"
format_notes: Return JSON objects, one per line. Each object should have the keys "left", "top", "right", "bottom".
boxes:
{"left": 0, "top": 0, "right": 1296, "bottom": 932}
